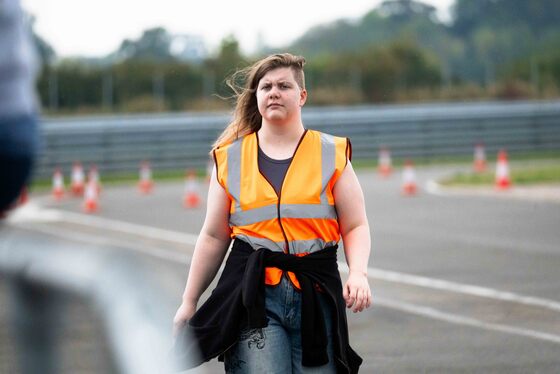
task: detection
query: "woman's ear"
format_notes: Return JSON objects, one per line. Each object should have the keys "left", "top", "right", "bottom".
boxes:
{"left": 299, "top": 89, "right": 307, "bottom": 107}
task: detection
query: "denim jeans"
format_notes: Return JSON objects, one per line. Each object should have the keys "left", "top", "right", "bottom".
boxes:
{"left": 224, "top": 276, "right": 336, "bottom": 374}
{"left": 0, "top": 115, "right": 38, "bottom": 212}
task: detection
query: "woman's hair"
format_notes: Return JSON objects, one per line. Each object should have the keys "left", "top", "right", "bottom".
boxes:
{"left": 212, "top": 53, "right": 306, "bottom": 151}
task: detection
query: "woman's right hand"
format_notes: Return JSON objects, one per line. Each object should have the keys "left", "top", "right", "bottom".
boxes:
{"left": 172, "top": 301, "right": 197, "bottom": 339}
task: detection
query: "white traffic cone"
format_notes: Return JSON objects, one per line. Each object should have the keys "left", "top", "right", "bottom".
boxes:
{"left": 401, "top": 160, "right": 417, "bottom": 196}
{"left": 138, "top": 161, "right": 154, "bottom": 194}
{"left": 52, "top": 168, "right": 65, "bottom": 200}
{"left": 83, "top": 181, "right": 99, "bottom": 213}
{"left": 378, "top": 146, "right": 393, "bottom": 177}
{"left": 473, "top": 143, "right": 487, "bottom": 173}
{"left": 495, "top": 149, "right": 512, "bottom": 190}
{"left": 71, "top": 162, "right": 85, "bottom": 196}
{"left": 183, "top": 170, "right": 201, "bottom": 208}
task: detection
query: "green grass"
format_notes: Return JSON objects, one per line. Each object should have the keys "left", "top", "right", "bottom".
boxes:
{"left": 29, "top": 168, "right": 208, "bottom": 193}
{"left": 29, "top": 150, "right": 560, "bottom": 192}
{"left": 352, "top": 149, "right": 560, "bottom": 170}
{"left": 440, "top": 164, "right": 560, "bottom": 186}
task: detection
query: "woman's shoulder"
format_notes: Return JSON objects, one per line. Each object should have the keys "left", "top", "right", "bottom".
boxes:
{"left": 215, "top": 132, "right": 254, "bottom": 152}
{"left": 307, "top": 129, "right": 349, "bottom": 144}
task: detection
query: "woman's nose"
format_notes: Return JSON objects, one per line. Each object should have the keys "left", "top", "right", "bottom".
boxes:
{"left": 269, "top": 86, "right": 280, "bottom": 98}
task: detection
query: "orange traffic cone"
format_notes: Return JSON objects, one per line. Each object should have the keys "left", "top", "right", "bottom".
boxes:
{"left": 473, "top": 143, "right": 487, "bottom": 173}
{"left": 71, "top": 162, "right": 85, "bottom": 196}
{"left": 183, "top": 170, "right": 201, "bottom": 208}
{"left": 378, "top": 146, "right": 392, "bottom": 177}
{"left": 401, "top": 160, "right": 417, "bottom": 196}
{"left": 138, "top": 161, "right": 154, "bottom": 194}
{"left": 83, "top": 181, "right": 99, "bottom": 213}
{"left": 52, "top": 168, "right": 65, "bottom": 200}
{"left": 495, "top": 149, "right": 512, "bottom": 190}
{"left": 88, "top": 165, "right": 102, "bottom": 193}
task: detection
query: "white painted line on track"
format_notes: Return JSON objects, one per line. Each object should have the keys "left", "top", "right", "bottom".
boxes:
{"left": 367, "top": 267, "right": 560, "bottom": 313}
{"left": 18, "top": 221, "right": 190, "bottom": 265}
{"left": 14, "top": 203, "right": 560, "bottom": 314}
{"left": 374, "top": 297, "right": 560, "bottom": 345}
{"left": 11, "top": 205, "right": 560, "bottom": 345}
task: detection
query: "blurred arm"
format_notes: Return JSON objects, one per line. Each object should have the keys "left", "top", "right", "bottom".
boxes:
{"left": 173, "top": 165, "right": 231, "bottom": 334}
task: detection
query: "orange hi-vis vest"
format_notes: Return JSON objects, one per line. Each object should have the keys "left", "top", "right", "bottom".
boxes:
{"left": 214, "top": 129, "right": 351, "bottom": 288}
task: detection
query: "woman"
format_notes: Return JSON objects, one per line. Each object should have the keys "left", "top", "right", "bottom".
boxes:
{"left": 173, "top": 53, "right": 371, "bottom": 373}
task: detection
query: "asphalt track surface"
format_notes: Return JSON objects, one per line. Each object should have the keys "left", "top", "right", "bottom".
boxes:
{"left": 5, "top": 165, "right": 560, "bottom": 373}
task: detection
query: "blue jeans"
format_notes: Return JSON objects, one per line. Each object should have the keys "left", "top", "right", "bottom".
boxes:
{"left": 224, "top": 276, "right": 336, "bottom": 374}
{"left": 0, "top": 115, "right": 38, "bottom": 212}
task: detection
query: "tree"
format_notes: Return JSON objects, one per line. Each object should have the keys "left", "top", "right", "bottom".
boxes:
{"left": 114, "top": 27, "right": 175, "bottom": 62}
{"left": 378, "top": 0, "right": 438, "bottom": 23}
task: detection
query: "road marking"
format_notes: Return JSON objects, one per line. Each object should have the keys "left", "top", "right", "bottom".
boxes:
{"left": 16, "top": 222, "right": 190, "bottom": 265}
{"left": 375, "top": 297, "right": 560, "bottom": 345}
{"left": 366, "top": 267, "right": 560, "bottom": 313}
{"left": 13, "top": 203, "right": 560, "bottom": 313}
{"left": 9, "top": 204, "right": 560, "bottom": 345}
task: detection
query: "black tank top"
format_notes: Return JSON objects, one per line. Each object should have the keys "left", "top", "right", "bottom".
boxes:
{"left": 258, "top": 146, "right": 292, "bottom": 195}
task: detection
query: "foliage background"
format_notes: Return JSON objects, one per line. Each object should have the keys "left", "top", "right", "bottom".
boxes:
{"left": 32, "top": 0, "right": 560, "bottom": 114}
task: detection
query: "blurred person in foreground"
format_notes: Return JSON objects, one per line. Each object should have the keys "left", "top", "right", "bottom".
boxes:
{"left": 0, "top": 0, "right": 40, "bottom": 218}
{"left": 173, "top": 53, "right": 372, "bottom": 373}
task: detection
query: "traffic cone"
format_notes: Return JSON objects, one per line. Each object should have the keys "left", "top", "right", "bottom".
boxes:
{"left": 138, "top": 161, "right": 154, "bottom": 194}
{"left": 71, "top": 162, "right": 85, "bottom": 196}
{"left": 52, "top": 168, "right": 65, "bottom": 200}
{"left": 88, "top": 165, "right": 102, "bottom": 193}
{"left": 473, "top": 143, "right": 487, "bottom": 173}
{"left": 83, "top": 181, "right": 99, "bottom": 213}
{"left": 378, "top": 146, "right": 392, "bottom": 177}
{"left": 401, "top": 160, "right": 417, "bottom": 196}
{"left": 495, "top": 149, "right": 512, "bottom": 190}
{"left": 183, "top": 170, "right": 201, "bottom": 208}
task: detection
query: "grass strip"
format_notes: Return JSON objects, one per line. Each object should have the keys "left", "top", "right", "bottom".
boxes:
{"left": 440, "top": 164, "right": 560, "bottom": 186}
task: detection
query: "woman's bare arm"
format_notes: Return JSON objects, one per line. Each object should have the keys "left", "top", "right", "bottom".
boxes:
{"left": 333, "top": 161, "right": 372, "bottom": 313}
{"left": 173, "top": 165, "right": 232, "bottom": 336}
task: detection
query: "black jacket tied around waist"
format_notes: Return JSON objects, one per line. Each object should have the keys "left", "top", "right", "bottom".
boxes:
{"left": 174, "top": 239, "right": 362, "bottom": 373}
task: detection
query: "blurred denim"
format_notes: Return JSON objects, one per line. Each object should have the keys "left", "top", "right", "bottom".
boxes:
{"left": 0, "top": 114, "right": 38, "bottom": 211}
{"left": 0, "top": 0, "right": 40, "bottom": 213}
{"left": 224, "top": 276, "right": 336, "bottom": 374}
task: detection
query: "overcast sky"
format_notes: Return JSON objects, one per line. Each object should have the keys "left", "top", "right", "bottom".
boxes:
{"left": 21, "top": 0, "right": 454, "bottom": 58}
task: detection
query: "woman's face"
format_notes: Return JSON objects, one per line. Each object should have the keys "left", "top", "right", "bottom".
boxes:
{"left": 256, "top": 67, "right": 307, "bottom": 124}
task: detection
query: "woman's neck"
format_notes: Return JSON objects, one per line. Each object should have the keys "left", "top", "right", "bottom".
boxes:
{"left": 257, "top": 122, "right": 305, "bottom": 160}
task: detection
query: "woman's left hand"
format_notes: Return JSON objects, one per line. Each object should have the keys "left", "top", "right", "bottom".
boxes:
{"left": 343, "top": 270, "right": 372, "bottom": 313}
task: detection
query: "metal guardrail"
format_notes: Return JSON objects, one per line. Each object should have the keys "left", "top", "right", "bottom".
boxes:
{"left": 35, "top": 100, "right": 560, "bottom": 178}
{"left": 0, "top": 226, "right": 191, "bottom": 374}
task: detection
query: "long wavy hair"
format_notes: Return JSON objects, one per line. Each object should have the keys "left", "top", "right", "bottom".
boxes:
{"left": 211, "top": 53, "right": 306, "bottom": 151}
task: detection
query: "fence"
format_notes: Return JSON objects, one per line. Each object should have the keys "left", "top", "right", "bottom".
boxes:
{"left": 0, "top": 226, "right": 191, "bottom": 374}
{"left": 35, "top": 100, "right": 560, "bottom": 178}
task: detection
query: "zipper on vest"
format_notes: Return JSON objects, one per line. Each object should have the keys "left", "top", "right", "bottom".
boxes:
{"left": 256, "top": 129, "right": 308, "bottom": 253}
{"left": 257, "top": 169, "right": 290, "bottom": 253}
